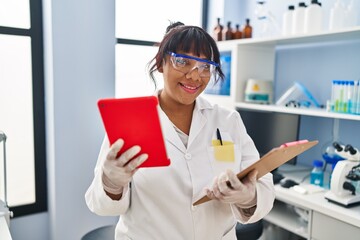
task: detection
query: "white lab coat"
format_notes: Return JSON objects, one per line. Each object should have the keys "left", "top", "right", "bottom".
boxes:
{"left": 85, "top": 95, "right": 275, "bottom": 240}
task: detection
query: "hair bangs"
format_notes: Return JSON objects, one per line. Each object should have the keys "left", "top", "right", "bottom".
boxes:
{"left": 166, "top": 27, "right": 214, "bottom": 60}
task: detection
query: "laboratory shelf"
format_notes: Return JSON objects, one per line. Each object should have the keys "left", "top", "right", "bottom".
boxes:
{"left": 204, "top": 26, "right": 360, "bottom": 123}
{"left": 217, "top": 26, "right": 360, "bottom": 48}
{"left": 264, "top": 200, "right": 309, "bottom": 239}
{"left": 235, "top": 102, "right": 360, "bottom": 121}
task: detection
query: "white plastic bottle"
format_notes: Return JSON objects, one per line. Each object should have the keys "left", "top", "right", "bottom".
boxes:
{"left": 292, "top": 2, "right": 306, "bottom": 35}
{"left": 282, "top": 5, "right": 295, "bottom": 36}
{"left": 345, "top": 0, "right": 358, "bottom": 28}
{"left": 304, "top": 0, "right": 323, "bottom": 34}
{"left": 329, "top": 0, "right": 345, "bottom": 31}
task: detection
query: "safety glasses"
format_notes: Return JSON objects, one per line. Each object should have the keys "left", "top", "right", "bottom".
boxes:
{"left": 168, "top": 52, "right": 219, "bottom": 78}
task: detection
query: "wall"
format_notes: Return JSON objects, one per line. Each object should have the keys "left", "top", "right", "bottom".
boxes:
{"left": 9, "top": 0, "right": 117, "bottom": 239}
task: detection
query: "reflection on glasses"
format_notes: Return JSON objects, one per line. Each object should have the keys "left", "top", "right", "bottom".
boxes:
{"left": 168, "top": 52, "right": 219, "bottom": 78}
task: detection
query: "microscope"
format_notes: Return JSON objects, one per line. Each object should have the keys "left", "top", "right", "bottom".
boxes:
{"left": 324, "top": 142, "right": 360, "bottom": 207}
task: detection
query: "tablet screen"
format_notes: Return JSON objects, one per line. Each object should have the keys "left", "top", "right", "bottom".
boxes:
{"left": 98, "top": 96, "right": 170, "bottom": 168}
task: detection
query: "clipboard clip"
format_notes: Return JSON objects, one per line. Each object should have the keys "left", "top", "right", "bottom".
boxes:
{"left": 280, "top": 139, "right": 308, "bottom": 148}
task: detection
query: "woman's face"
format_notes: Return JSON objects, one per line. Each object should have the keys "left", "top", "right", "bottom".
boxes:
{"left": 160, "top": 51, "right": 212, "bottom": 107}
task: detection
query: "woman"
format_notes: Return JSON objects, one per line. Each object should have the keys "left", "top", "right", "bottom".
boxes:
{"left": 85, "top": 22, "right": 275, "bottom": 240}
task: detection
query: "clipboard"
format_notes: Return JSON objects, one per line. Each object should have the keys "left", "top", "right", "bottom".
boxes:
{"left": 97, "top": 96, "right": 170, "bottom": 168}
{"left": 193, "top": 140, "right": 318, "bottom": 206}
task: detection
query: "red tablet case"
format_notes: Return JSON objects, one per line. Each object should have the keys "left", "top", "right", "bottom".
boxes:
{"left": 97, "top": 96, "right": 170, "bottom": 168}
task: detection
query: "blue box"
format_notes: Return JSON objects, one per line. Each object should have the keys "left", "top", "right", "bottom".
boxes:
{"left": 204, "top": 51, "right": 231, "bottom": 96}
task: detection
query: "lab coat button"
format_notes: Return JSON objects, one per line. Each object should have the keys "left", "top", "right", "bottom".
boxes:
{"left": 185, "top": 153, "right": 192, "bottom": 160}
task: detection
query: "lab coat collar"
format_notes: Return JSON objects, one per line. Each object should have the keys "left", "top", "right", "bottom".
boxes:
{"left": 158, "top": 108, "right": 187, "bottom": 153}
{"left": 187, "top": 96, "right": 212, "bottom": 148}
{"left": 155, "top": 90, "right": 214, "bottom": 153}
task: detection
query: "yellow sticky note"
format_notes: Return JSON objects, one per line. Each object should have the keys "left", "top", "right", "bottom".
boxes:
{"left": 211, "top": 140, "right": 235, "bottom": 162}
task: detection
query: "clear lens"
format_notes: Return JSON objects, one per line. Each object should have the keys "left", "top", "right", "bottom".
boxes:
{"left": 169, "top": 54, "right": 216, "bottom": 78}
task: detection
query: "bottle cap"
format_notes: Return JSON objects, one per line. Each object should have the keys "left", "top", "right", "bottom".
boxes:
{"left": 313, "top": 159, "right": 324, "bottom": 167}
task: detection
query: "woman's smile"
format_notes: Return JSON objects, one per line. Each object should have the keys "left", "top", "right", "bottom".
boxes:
{"left": 179, "top": 82, "right": 201, "bottom": 94}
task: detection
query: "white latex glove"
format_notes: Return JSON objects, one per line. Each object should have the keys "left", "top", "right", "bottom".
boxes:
{"left": 205, "top": 169, "right": 258, "bottom": 208}
{"left": 102, "top": 139, "right": 148, "bottom": 195}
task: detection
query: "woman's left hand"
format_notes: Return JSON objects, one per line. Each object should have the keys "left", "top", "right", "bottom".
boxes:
{"left": 205, "top": 169, "right": 258, "bottom": 207}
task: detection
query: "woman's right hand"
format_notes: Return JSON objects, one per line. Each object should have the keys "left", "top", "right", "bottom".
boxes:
{"left": 102, "top": 139, "right": 148, "bottom": 196}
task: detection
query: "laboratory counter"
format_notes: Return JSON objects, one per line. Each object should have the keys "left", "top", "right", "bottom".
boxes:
{"left": 264, "top": 164, "right": 360, "bottom": 240}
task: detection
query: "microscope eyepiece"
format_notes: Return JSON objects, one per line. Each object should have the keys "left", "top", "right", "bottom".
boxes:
{"left": 333, "top": 141, "right": 343, "bottom": 151}
{"left": 345, "top": 144, "right": 357, "bottom": 155}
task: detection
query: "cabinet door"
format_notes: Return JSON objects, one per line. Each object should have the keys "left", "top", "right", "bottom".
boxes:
{"left": 311, "top": 211, "right": 360, "bottom": 240}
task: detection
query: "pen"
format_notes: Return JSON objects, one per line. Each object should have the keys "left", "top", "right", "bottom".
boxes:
{"left": 216, "top": 128, "right": 223, "bottom": 145}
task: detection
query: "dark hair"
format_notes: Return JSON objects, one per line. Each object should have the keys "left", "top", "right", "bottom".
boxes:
{"left": 148, "top": 22, "right": 225, "bottom": 89}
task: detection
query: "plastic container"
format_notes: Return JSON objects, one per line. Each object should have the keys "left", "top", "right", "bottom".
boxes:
{"left": 329, "top": 0, "right": 345, "bottom": 31}
{"left": 331, "top": 80, "right": 358, "bottom": 113}
{"left": 310, "top": 160, "right": 324, "bottom": 187}
{"left": 245, "top": 79, "right": 273, "bottom": 104}
{"left": 345, "top": 0, "right": 358, "bottom": 28}
{"left": 275, "top": 81, "right": 321, "bottom": 108}
{"left": 347, "top": 81, "right": 354, "bottom": 113}
{"left": 331, "top": 80, "right": 340, "bottom": 112}
{"left": 292, "top": 2, "right": 306, "bottom": 35}
{"left": 351, "top": 80, "right": 358, "bottom": 114}
{"left": 282, "top": 5, "right": 295, "bottom": 36}
{"left": 304, "top": 0, "right": 323, "bottom": 34}
{"left": 355, "top": 81, "right": 360, "bottom": 114}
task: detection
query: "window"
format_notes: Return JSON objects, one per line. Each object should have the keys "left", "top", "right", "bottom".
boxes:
{"left": 0, "top": 0, "right": 47, "bottom": 217}
{"left": 115, "top": 0, "right": 207, "bottom": 97}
